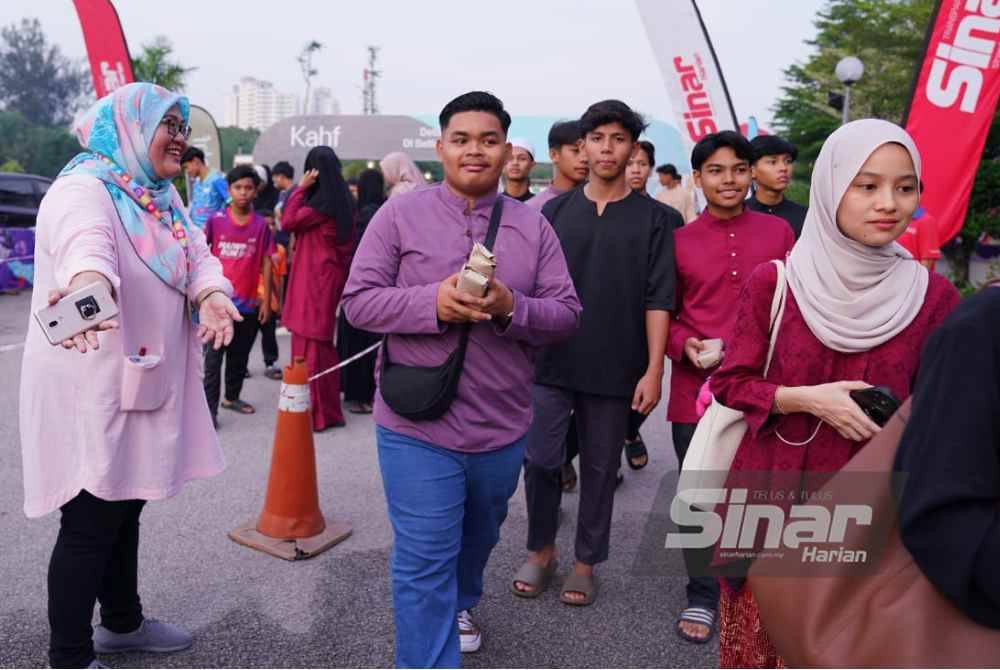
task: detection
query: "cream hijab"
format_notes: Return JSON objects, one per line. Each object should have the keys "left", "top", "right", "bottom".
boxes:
{"left": 380, "top": 151, "right": 427, "bottom": 198}
{"left": 786, "top": 119, "right": 929, "bottom": 353}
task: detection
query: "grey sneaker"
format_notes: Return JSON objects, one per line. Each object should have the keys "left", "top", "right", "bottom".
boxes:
{"left": 93, "top": 618, "right": 192, "bottom": 654}
{"left": 87, "top": 661, "right": 110, "bottom": 668}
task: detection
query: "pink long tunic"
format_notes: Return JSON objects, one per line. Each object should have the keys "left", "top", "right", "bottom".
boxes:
{"left": 19, "top": 175, "right": 232, "bottom": 518}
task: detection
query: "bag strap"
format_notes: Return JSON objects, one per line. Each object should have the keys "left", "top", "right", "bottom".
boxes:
{"left": 765, "top": 260, "right": 822, "bottom": 447}
{"left": 763, "top": 259, "right": 788, "bottom": 375}
{"left": 455, "top": 196, "right": 505, "bottom": 344}
{"left": 484, "top": 197, "right": 503, "bottom": 250}
{"left": 381, "top": 197, "right": 504, "bottom": 367}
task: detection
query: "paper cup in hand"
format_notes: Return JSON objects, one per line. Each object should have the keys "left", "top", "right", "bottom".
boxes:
{"left": 457, "top": 242, "right": 496, "bottom": 297}
{"left": 696, "top": 338, "right": 723, "bottom": 369}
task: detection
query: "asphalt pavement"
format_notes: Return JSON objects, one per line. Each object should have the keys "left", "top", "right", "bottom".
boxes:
{"left": 0, "top": 289, "right": 717, "bottom": 668}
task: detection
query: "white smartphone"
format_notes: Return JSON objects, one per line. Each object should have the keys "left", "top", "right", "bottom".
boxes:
{"left": 34, "top": 282, "right": 119, "bottom": 345}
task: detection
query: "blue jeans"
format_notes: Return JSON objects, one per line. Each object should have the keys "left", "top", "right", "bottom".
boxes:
{"left": 376, "top": 426, "right": 526, "bottom": 669}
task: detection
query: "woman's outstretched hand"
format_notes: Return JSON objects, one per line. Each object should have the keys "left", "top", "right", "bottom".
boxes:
{"left": 197, "top": 291, "right": 242, "bottom": 350}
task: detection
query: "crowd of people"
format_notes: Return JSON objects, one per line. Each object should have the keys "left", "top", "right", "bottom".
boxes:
{"left": 16, "top": 81, "right": 1000, "bottom": 669}
{"left": 171, "top": 136, "right": 432, "bottom": 429}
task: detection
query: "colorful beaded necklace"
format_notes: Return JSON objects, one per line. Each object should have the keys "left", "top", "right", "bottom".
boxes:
{"left": 97, "top": 153, "right": 189, "bottom": 249}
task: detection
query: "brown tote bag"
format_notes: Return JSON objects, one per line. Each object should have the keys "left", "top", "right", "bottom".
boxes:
{"left": 748, "top": 398, "right": 1000, "bottom": 668}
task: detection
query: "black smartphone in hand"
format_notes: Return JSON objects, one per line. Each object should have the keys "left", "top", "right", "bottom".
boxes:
{"left": 849, "top": 386, "right": 901, "bottom": 427}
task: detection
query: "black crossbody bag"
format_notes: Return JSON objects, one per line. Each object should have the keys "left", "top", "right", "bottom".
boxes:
{"left": 379, "top": 197, "right": 503, "bottom": 421}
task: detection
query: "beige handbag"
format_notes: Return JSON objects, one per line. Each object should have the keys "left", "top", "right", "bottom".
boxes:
{"left": 677, "top": 260, "right": 787, "bottom": 510}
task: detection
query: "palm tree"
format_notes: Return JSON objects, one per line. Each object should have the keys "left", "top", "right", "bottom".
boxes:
{"left": 130, "top": 36, "right": 195, "bottom": 91}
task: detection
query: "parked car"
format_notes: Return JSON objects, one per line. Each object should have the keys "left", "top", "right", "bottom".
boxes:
{"left": 0, "top": 172, "right": 52, "bottom": 228}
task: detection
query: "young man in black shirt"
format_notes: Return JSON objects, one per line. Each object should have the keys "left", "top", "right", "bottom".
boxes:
{"left": 745, "top": 134, "right": 807, "bottom": 238}
{"left": 512, "top": 100, "right": 679, "bottom": 606}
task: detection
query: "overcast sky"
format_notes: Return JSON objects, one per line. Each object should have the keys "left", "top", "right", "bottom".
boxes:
{"left": 3, "top": 0, "right": 825, "bottom": 128}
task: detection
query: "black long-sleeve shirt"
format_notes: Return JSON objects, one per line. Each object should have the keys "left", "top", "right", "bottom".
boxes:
{"left": 745, "top": 193, "right": 806, "bottom": 239}
{"left": 535, "top": 189, "right": 678, "bottom": 398}
{"left": 895, "top": 285, "right": 1000, "bottom": 629}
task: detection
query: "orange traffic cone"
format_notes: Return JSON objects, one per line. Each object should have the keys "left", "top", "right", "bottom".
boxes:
{"left": 229, "top": 357, "right": 352, "bottom": 560}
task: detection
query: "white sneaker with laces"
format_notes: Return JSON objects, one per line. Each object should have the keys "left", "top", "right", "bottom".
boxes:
{"left": 457, "top": 609, "right": 481, "bottom": 653}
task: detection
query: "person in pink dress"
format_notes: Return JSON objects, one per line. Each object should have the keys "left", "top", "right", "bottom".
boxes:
{"left": 709, "top": 119, "right": 961, "bottom": 667}
{"left": 19, "top": 83, "right": 239, "bottom": 669}
{"left": 280, "top": 146, "right": 356, "bottom": 431}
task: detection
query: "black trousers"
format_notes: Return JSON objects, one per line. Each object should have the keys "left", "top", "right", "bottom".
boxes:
{"left": 260, "top": 313, "right": 279, "bottom": 367}
{"left": 565, "top": 409, "right": 646, "bottom": 467}
{"left": 48, "top": 490, "right": 146, "bottom": 669}
{"left": 203, "top": 315, "right": 259, "bottom": 415}
{"left": 335, "top": 310, "right": 378, "bottom": 404}
{"left": 525, "top": 384, "right": 630, "bottom": 565}
{"left": 672, "top": 421, "right": 721, "bottom": 611}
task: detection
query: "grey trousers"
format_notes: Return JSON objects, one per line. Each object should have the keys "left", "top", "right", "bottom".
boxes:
{"left": 524, "top": 383, "right": 630, "bottom": 565}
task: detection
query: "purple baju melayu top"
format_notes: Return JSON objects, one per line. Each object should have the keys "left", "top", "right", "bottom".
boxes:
{"left": 342, "top": 183, "right": 581, "bottom": 453}
{"left": 526, "top": 185, "right": 565, "bottom": 211}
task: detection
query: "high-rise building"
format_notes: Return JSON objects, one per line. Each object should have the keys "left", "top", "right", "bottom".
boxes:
{"left": 224, "top": 77, "right": 300, "bottom": 130}
{"left": 309, "top": 87, "right": 341, "bottom": 116}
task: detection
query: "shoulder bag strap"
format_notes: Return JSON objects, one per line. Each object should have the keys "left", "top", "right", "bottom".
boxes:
{"left": 456, "top": 196, "right": 505, "bottom": 344}
{"left": 484, "top": 196, "right": 504, "bottom": 250}
{"left": 763, "top": 259, "right": 788, "bottom": 376}
{"left": 767, "top": 259, "right": 822, "bottom": 446}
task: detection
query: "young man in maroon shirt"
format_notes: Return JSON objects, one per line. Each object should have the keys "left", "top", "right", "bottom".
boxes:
{"left": 668, "top": 131, "right": 794, "bottom": 644}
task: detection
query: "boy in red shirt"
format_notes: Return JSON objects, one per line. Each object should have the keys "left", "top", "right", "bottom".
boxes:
{"left": 896, "top": 181, "right": 941, "bottom": 271}
{"left": 203, "top": 165, "right": 274, "bottom": 425}
{"left": 897, "top": 208, "right": 941, "bottom": 270}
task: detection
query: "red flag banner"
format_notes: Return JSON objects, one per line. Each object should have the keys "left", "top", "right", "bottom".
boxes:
{"left": 904, "top": 0, "right": 1000, "bottom": 244}
{"left": 72, "top": 0, "right": 134, "bottom": 98}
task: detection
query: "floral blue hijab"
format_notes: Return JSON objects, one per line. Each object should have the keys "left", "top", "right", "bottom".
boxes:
{"left": 60, "top": 83, "right": 194, "bottom": 292}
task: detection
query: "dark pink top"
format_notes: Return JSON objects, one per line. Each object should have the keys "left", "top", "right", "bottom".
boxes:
{"left": 710, "top": 262, "right": 960, "bottom": 477}
{"left": 667, "top": 208, "right": 795, "bottom": 423}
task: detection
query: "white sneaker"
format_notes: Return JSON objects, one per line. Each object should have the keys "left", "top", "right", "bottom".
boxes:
{"left": 457, "top": 609, "right": 481, "bottom": 653}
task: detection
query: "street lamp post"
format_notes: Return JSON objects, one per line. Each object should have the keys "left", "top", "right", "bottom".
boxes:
{"left": 835, "top": 56, "right": 865, "bottom": 125}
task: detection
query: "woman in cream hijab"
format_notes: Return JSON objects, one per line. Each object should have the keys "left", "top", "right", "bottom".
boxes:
{"left": 380, "top": 151, "right": 427, "bottom": 198}
{"left": 707, "top": 119, "right": 961, "bottom": 666}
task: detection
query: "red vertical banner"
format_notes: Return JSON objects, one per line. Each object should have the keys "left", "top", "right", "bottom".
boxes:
{"left": 904, "top": 0, "right": 1000, "bottom": 244}
{"left": 72, "top": 0, "right": 134, "bottom": 98}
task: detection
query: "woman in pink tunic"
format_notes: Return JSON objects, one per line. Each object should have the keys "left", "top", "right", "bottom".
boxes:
{"left": 281, "top": 146, "right": 355, "bottom": 431}
{"left": 19, "top": 84, "right": 239, "bottom": 669}
{"left": 708, "top": 120, "right": 960, "bottom": 667}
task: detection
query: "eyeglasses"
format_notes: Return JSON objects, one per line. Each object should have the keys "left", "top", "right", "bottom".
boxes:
{"left": 160, "top": 117, "right": 192, "bottom": 140}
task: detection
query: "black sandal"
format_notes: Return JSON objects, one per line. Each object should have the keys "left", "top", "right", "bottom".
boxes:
{"left": 625, "top": 437, "right": 649, "bottom": 470}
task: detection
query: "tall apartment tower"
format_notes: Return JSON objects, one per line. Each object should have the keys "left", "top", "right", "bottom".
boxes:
{"left": 224, "top": 77, "right": 300, "bottom": 130}
{"left": 309, "top": 86, "right": 341, "bottom": 115}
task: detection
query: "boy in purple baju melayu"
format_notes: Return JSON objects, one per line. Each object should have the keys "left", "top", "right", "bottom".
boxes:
{"left": 341, "top": 91, "right": 581, "bottom": 668}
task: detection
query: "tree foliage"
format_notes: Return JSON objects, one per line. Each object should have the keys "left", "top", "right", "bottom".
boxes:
{"left": 219, "top": 127, "right": 261, "bottom": 171}
{"left": 0, "top": 18, "right": 88, "bottom": 126}
{"left": 774, "top": 0, "right": 1000, "bottom": 285}
{"left": 773, "top": 0, "right": 935, "bottom": 187}
{"left": 0, "top": 111, "right": 80, "bottom": 178}
{"left": 130, "top": 36, "right": 195, "bottom": 92}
